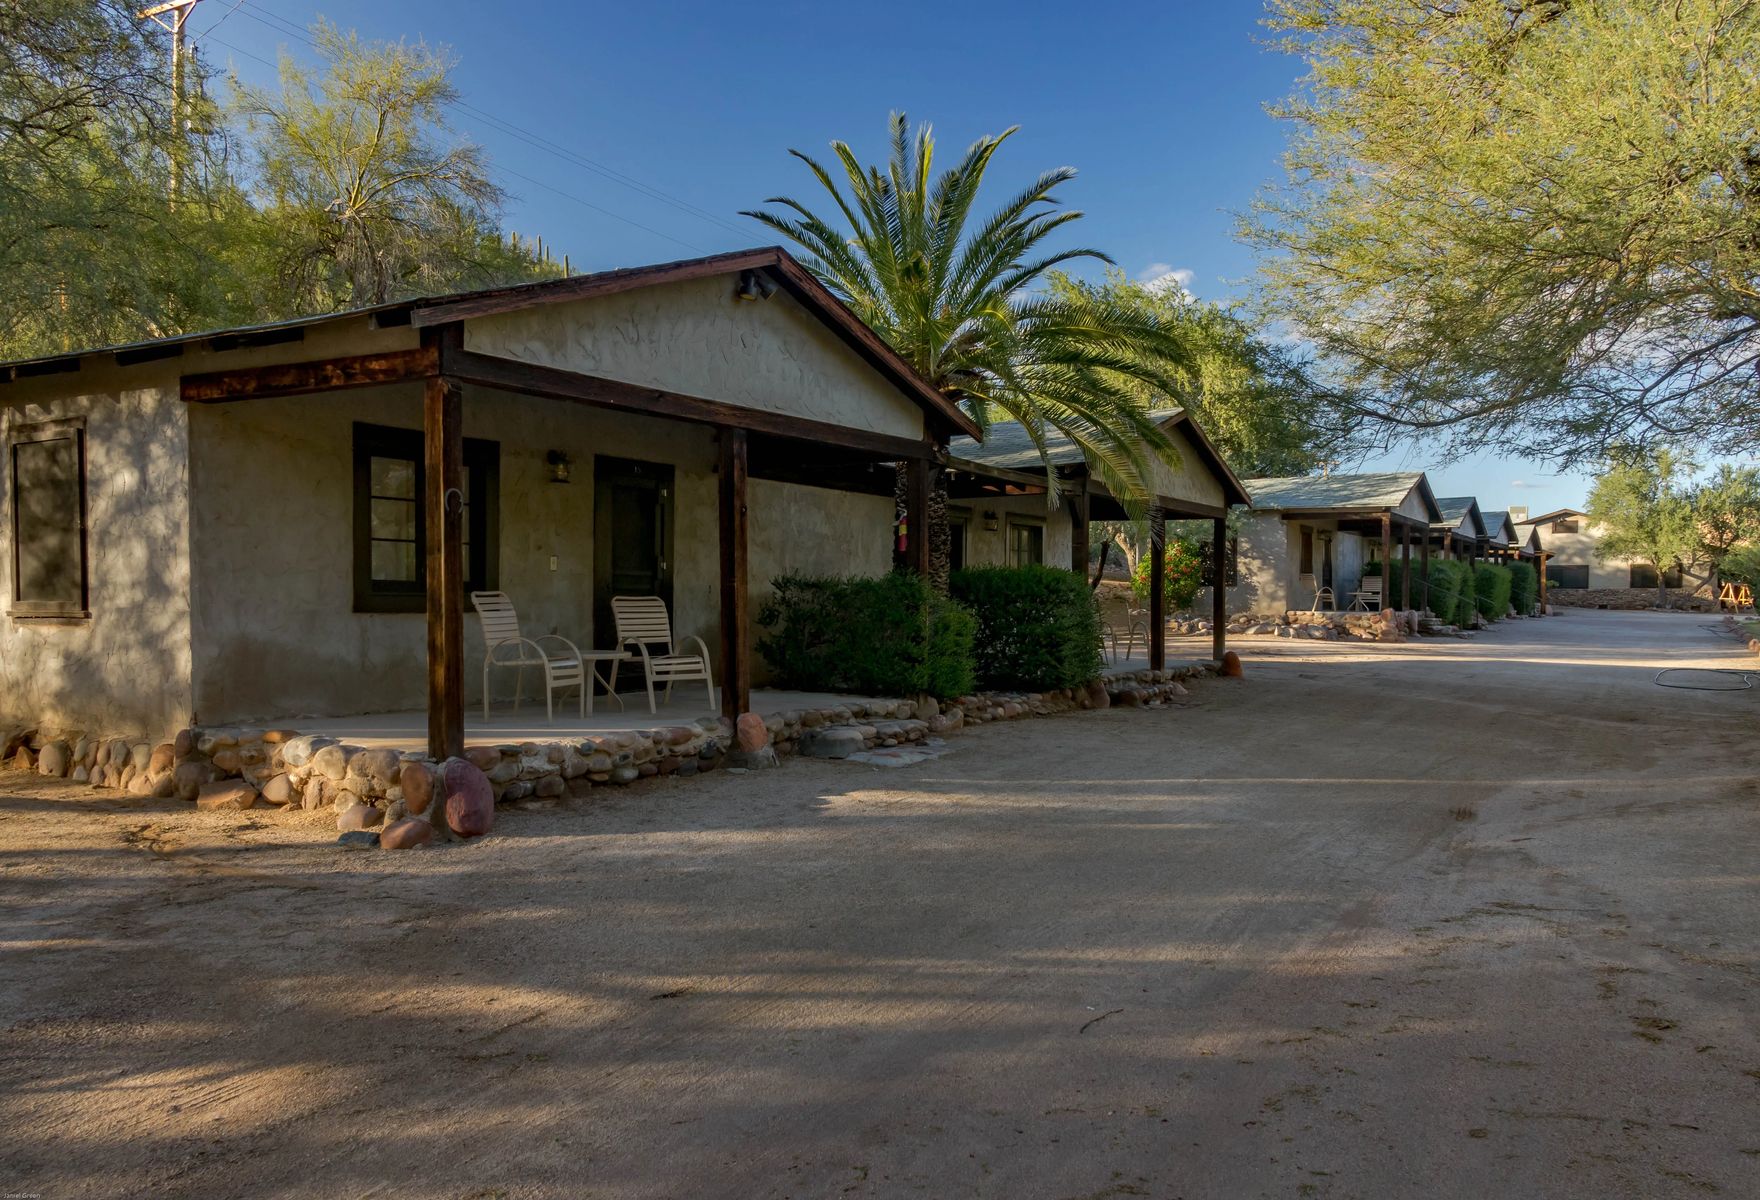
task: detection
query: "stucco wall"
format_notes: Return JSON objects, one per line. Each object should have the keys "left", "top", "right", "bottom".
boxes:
{"left": 464, "top": 275, "right": 928, "bottom": 442}
{"left": 1147, "top": 423, "right": 1226, "bottom": 514}
{"left": 1395, "top": 488, "right": 1433, "bottom": 523}
{"left": 1519, "top": 517, "right": 1635, "bottom": 588}
{"left": 186, "top": 384, "right": 894, "bottom": 722}
{"left": 952, "top": 493, "right": 1075, "bottom": 572}
{"left": 1233, "top": 514, "right": 1377, "bottom": 615}
{"left": 0, "top": 368, "right": 194, "bottom": 738}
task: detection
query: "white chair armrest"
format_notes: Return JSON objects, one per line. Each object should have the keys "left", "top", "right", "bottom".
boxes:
{"left": 680, "top": 634, "right": 713, "bottom": 664}
{"left": 485, "top": 636, "right": 547, "bottom": 666}
{"left": 624, "top": 639, "right": 657, "bottom": 666}
{"left": 533, "top": 634, "right": 583, "bottom": 662}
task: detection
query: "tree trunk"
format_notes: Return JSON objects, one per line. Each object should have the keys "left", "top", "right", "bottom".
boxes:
{"left": 1090, "top": 540, "right": 1111, "bottom": 591}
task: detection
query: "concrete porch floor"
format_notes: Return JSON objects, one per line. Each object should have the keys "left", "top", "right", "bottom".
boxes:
{"left": 291, "top": 686, "right": 888, "bottom": 750}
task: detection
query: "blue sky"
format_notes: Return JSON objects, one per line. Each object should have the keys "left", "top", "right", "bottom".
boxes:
{"left": 190, "top": 0, "right": 1594, "bottom": 513}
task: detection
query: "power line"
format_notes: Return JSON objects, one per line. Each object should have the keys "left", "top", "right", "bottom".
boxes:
{"left": 226, "top": 4, "right": 753, "bottom": 243}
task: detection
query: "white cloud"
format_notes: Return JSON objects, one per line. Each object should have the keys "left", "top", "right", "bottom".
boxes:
{"left": 1137, "top": 262, "right": 1196, "bottom": 299}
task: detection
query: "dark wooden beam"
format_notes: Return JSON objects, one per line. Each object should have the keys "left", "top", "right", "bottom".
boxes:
{"left": 181, "top": 346, "right": 437, "bottom": 403}
{"left": 1380, "top": 513, "right": 1393, "bottom": 603}
{"left": 904, "top": 458, "right": 933, "bottom": 576}
{"left": 1211, "top": 517, "right": 1227, "bottom": 663}
{"left": 719, "top": 429, "right": 751, "bottom": 719}
{"left": 424, "top": 370, "right": 465, "bottom": 760}
{"left": 1070, "top": 473, "right": 1090, "bottom": 576}
{"left": 1420, "top": 532, "right": 1431, "bottom": 614}
{"left": 1149, "top": 507, "right": 1166, "bottom": 672}
{"left": 1400, "top": 521, "right": 1412, "bottom": 609}
{"left": 445, "top": 348, "right": 936, "bottom": 462}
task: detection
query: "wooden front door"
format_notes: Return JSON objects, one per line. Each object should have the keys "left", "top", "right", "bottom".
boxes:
{"left": 594, "top": 458, "right": 675, "bottom": 669}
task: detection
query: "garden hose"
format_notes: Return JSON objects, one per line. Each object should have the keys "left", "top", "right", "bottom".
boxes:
{"left": 1653, "top": 668, "right": 1757, "bottom": 691}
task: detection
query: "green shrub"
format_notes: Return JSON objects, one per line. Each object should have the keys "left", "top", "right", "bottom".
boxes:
{"left": 1474, "top": 562, "right": 1514, "bottom": 621}
{"left": 1130, "top": 537, "right": 1205, "bottom": 612}
{"left": 1507, "top": 560, "right": 1539, "bottom": 614}
{"left": 757, "top": 572, "right": 976, "bottom": 699}
{"left": 951, "top": 564, "right": 1105, "bottom": 690}
{"left": 1378, "top": 557, "right": 1469, "bottom": 620}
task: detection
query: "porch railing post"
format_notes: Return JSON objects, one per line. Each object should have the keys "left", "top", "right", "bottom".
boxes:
{"left": 718, "top": 428, "right": 751, "bottom": 719}
{"left": 1380, "top": 513, "right": 1392, "bottom": 601}
{"left": 1148, "top": 504, "right": 1166, "bottom": 672}
{"left": 1210, "top": 516, "right": 1227, "bottom": 663}
{"left": 424, "top": 371, "right": 465, "bottom": 760}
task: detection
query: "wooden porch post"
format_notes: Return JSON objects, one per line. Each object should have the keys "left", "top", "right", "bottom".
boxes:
{"left": 1070, "top": 472, "right": 1090, "bottom": 576}
{"left": 1149, "top": 505, "right": 1166, "bottom": 672}
{"left": 1211, "top": 516, "right": 1227, "bottom": 663}
{"left": 718, "top": 428, "right": 751, "bottom": 719}
{"left": 1400, "top": 520, "right": 1412, "bottom": 610}
{"left": 1420, "top": 533, "right": 1431, "bottom": 614}
{"left": 1380, "top": 513, "right": 1392, "bottom": 601}
{"left": 424, "top": 373, "right": 465, "bottom": 760}
{"left": 904, "top": 457, "right": 932, "bottom": 576}
{"left": 1539, "top": 552, "right": 1549, "bottom": 614}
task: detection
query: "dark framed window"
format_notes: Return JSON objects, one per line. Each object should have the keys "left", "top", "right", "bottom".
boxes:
{"left": 1553, "top": 518, "right": 1579, "bottom": 534}
{"left": 1548, "top": 564, "right": 1589, "bottom": 589}
{"left": 8, "top": 418, "right": 88, "bottom": 619}
{"left": 1007, "top": 516, "right": 1044, "bottom": 567}
{"left": 1299, "top": 526, "right": 1314, "bottom": 575}
{"left": 1630, "top": 563, "right": 1684, "bottom": 590}
{"left": 946, "top": 509, "right": 969, "bottom": 574}
{"left": 352, "top": 422, "right": 499, "bottom": 613}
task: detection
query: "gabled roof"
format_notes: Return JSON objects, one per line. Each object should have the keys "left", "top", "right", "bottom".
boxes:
{"left": 1480, "top": 509, "right": 1519, "bottom": 545}
{"left": 1433, "top": 496, "right": 1487, "bottom": 538}
{"left": 1513, "top": 507, "right": 1586, "bottom": 526}
{"left": 1244, "top": 471, "right": 1442, "bottom": 521}
{"left": 0, "top": 246, "right": 981, "bottom": 440}
{"left": 949, "top": 408, "right": 1251, "bottom": 506}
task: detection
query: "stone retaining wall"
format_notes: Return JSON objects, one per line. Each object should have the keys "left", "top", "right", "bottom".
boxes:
{"left": 0, "top": 664, "right": 1216, "bottom": 831}
{"left": 1548, "top": 587, "right": 1713, "bottom": 612}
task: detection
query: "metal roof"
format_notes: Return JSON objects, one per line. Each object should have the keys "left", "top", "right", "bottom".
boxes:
{"left": 1480, "top": 509, "right": 1518, "bottom": 545}
{"left": 950, "top": 409, "right": 1182, "bottom": 470}
{"left": 1245, "top": 471, "right": 1429, "bottom": 513}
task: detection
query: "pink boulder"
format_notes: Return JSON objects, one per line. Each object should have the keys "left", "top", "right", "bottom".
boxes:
{"left": 735, "top": 712, "right": 769, "bottom": 753}
{"left": 1221, "top": 651, "right": 1244, "bottom": 678}
{"left": 379, "top": 818, "right": 434, "bottom": 850}
{"left": 443, "top": 757, "right": 495, "bottom": 838}
{"left": 400, "top": 761, "right": 437, "bottom": 815}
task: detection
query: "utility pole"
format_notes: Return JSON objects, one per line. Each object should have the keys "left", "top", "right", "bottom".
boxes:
{"left": 138, "top": 1, "right": 201, "bottom": 201}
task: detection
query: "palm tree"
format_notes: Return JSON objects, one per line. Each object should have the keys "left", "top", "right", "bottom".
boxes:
{"left": 742, "top": 113, "right": 1192, "bottom": 509}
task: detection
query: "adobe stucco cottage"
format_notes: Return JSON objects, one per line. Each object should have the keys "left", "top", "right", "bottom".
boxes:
{"left": 0, "top": 248, "right": 979, "bottom": 756}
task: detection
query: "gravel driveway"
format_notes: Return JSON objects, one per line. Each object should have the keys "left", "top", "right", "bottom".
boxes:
{"left": 1, "top": 608, "right": 1756, "bottom": 1198}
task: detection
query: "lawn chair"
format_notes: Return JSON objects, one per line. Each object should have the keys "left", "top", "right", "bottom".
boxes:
{"left": 1105, "top": 608, "right": 1150, "bottom": 665}
{"left": 1347, "top": 575, "right": 1384, "bottom": 612}
{"left": 611, "top": 595, "right": 716, "bottom": 714}
{"left": 1300, "top": 572, "right": 1336, "bottom": 611}
{"left": 471, "top": 591, "right": 586, "bottom": 721}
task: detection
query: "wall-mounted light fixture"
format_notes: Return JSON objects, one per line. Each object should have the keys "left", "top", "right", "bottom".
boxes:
{"left": 982, "top": 510, "right": 999, "bottom": 532}
{"left": 735, "top": 268, "right": 778, "bottom": 302}
{"left": 546, "top": 450, "right": 572, "bottom": 484}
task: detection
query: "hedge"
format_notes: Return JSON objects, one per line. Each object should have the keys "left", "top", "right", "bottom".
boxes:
{"left": 757, "top": 572, "right": 976, "bottom": 699}
{"left": 951, "top": 564, "right": 1105, "bottom": 691}
{"left": 1474, "top": 562, "right": 1514, "bottom": 621}
{"left": 1506, "top": 560, "right": 1539, "bottom": 615}
{"left": 1377, "top": 557, "right": 1471, "bottom": 621}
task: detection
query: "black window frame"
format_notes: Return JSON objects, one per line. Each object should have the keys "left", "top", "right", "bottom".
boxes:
{"left": 1630, "top": 562, "right": 1684, "bottom": 590}
{"left": 1006, "top": 515, "right": 1045, "bottom": 567}
{"left": 351, "top": 422, "right": 499, "bottom": 613}
{"left": 1548, "top": 564, "right": 1590, "bottom": 589}
{"left": 8, "top": 417, "right": 89, "bottom": 621}
{"left": 1553, "top": 518, "right": 1579, "bottom": 534}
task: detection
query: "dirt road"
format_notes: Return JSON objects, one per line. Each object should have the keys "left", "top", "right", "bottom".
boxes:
{"left": 2, "top": 609, "right": 1756, "bottom": 1198}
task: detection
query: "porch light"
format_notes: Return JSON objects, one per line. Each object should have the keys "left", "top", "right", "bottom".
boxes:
{"left": 735, "top": 269, "right": 778, "bottom": 302}
{"left": 546, "top": 450, "right": 572, "bottom": 483}
{"left": 982, "top": 510, "right": 999, "bottom": 531}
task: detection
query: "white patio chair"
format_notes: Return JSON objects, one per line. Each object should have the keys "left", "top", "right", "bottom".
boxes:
{"left": 1347, "top": 575, "right": 1384, "bottom": 612}
{"left": 471, "top": 591, "right": 586, "bottom": 721}
{"left": 611, "top": 595, "right": 715, "bottom": 714}
{"left": 1106, "top": 608, "right": 1150, "bottom": 664}
{"left": 1300, "top": 573, "right": 1336, "bottom": 611}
